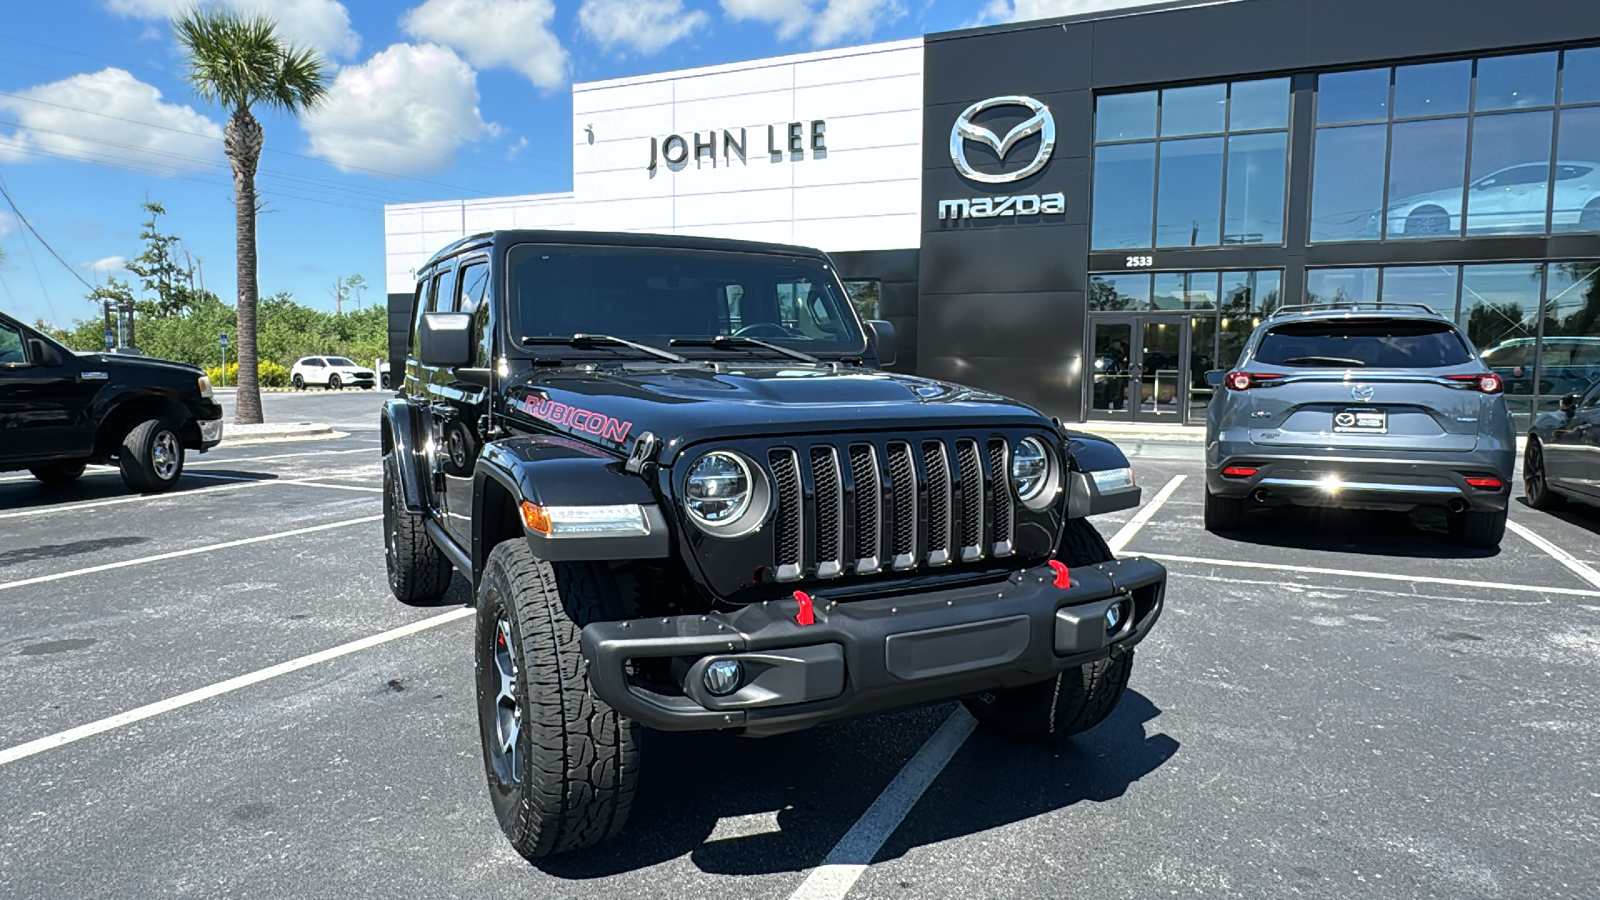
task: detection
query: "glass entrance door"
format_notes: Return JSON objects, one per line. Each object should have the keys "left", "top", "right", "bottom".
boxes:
{"left": 1088, "top": 317, "right": 1190, "bottom": 422}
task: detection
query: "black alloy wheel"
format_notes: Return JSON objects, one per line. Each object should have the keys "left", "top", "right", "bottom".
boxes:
{"left": 1525, "top": 437, "right": 1563, "bottom": 510}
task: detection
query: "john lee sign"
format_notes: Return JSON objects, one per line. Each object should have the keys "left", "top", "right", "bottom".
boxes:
{"left": 647, "top": 120, "right": 827, "bottom": 172}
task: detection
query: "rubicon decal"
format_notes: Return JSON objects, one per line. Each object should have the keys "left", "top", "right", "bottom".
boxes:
{"left": 938, "top": 193, "right": 1066, "bottom": 220}
{"left": 514, "top": 395, "right": 632, "bottom": 443}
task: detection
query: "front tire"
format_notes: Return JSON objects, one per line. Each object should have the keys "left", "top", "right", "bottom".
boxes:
{"left": 476, "top": 541, "right": 640, "bottom": 859}
{"left": 1203, "top": 486, "right": 1246, "bottom": 532}
{"left": 328, "top": 374, "right": 342, "bottom": 391}
{"left": 963, "top": 517, "right": 1135, "bottom": 742}
{"left": 119, "top": 418, "right": 184, "bottom": 493}
{"left": 1449, "top": 508, "right": 1507, "bottom": 548}
{"left": 30, "top": 462, "right": 87, "bottom": 484}
{"left": 1404, "top": 205, "right": 1451, "bottom": 236}
{"left": 382, "top": 452, "right": 452, "bottom": 602}
{"left": 1525, "top": 437, "right": 1564, "bottom": 510}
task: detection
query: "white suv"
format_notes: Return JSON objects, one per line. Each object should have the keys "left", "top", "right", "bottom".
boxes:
{"left": 291, "top": 356, "right": 375, "bottom": 390}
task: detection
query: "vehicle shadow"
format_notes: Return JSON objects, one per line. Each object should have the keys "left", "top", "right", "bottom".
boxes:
{"left": 0, "top": 535, "right": 151, "bottom": 569}
{"left": 0, "top": 470, "right": 281, "bottom": 513}
{"left": 1516, "top": 495, "right": 1600, "bottom": 532}
{"left": 535, "top": 690, "right": 1176, "bottom": 879}
{"left": 1218, "top": 505, "right": 1499, "bottom": 559}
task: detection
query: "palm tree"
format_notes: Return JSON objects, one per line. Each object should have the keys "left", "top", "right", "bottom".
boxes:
{"left": 175, "top": 8, "right": 327, "bottom": 424}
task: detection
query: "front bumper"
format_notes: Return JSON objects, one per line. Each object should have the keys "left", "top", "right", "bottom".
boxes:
{"left": 1208, "top": 451, "right": 1511, "bottom": 512}
{"left": 580, "top": 557, "right": 1166, "bottom": 737}
{"left": 198, "top": 417, "right": 224, "bottom": 449}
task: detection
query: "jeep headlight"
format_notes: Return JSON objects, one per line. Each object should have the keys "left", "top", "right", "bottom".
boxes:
{"left": 685, "top": 451, "right": 769, "bottom": 537}
{"left": 1011, "top": 436, "right": 1061, "bottom": 510}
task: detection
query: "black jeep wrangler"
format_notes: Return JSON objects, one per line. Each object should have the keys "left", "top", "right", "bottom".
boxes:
{"left": 381, "top": 231, "right": 1167, "bottom": 859}
{"left": 0, "top": 310, "right": 223, "bottom": 491}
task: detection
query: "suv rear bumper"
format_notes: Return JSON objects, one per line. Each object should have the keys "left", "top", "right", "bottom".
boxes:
{"left": 1207, "top": 450, "right": 1512, "bottom": 512}
{"left": 580, "top": 557, "right": 1165, "bottom": 737}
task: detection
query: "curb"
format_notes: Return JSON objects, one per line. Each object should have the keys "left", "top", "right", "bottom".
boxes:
{"left": 220, "top": 422, "right": 340, "bottom": 446}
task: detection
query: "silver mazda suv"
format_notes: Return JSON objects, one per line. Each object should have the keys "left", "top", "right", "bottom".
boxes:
{"left": 1203, "top": 304, "right": 1516, "bottom": 548}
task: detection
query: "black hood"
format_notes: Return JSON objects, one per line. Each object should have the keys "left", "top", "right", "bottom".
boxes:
{"left": 499, "top": 363, "right": 1052, "bottom": 461}
{"left": 78, "top": 351, "right": 203, "bottom": 378}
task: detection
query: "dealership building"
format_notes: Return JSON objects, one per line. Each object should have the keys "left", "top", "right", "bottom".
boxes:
{"left": 384, "top": 0, "right": 1600, "bottom": 428}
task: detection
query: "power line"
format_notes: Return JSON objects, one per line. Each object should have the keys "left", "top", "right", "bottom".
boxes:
{"left": 0, "top": 173, "right": 94, "bottom": 292}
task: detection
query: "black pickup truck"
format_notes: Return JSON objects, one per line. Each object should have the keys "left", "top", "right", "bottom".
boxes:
{"left": 381, "top": 231, "right": 1167, "bottom": 859}
{"left": 0, "top": 311, "right": 223, "bottom": 491}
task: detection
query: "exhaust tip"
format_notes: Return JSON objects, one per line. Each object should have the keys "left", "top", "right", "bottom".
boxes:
{"left": 1448, "top": 498, "right": 1467, "bottom": 514}
{"left": 1251, "top": 489, "right": 1270, "bottom": 504}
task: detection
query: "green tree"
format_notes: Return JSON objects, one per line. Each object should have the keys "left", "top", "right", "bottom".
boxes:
{"left": 176, "top": 7, "right": 328, "bottom": 424}
{"left": 125, "top": 201, "right": 201, "bottom": 318}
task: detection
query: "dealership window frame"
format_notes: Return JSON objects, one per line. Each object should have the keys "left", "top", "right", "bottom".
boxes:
{"left": 1307, "top": 46, "right": 1600, "bottom": 244}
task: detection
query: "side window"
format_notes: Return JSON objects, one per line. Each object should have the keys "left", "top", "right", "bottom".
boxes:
{"left": 0, "top": 321, "right": 27, "bottom": 366}
{"left": 410, "top": 266, "right": 457, "bottom": 358}
{"left": 457, "top": 261, "right": 492, "bottom": 367}
{"left": 409, "top": 274, "right": 432, "bottom": 358}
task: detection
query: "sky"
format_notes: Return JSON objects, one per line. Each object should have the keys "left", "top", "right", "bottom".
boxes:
{"left": 0, "top": 0, "right": 1152, "bottom": 329}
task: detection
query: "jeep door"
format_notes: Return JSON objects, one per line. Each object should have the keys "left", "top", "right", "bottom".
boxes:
{"left": 438, "top": 256, "right": 493, "bottom": 548}
{"left": 0, "top": 317, "right": 97, "bottom": 463}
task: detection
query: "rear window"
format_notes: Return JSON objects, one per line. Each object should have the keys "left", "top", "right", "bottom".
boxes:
{"left": 1254, "top": 319, "right": 1473, "bottom": 368}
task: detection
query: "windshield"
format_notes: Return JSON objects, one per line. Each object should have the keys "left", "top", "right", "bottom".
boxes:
{"left": 1255, "top": 319, "right": 1473, "bottom": 368}
{"left": 507, "top": 244, "right": 867, "bottom": 356}
{"left": 326, "top": 357, "right": 357, "bottom": 367}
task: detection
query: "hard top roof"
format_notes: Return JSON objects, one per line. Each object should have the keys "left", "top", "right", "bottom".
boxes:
{"left": 419, "top": 229, "right": 832, "bottom": 272}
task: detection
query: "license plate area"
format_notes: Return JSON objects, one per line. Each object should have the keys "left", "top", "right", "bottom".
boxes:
{"left": 1333, "top": 408, "right": 1387, "bottom": 434}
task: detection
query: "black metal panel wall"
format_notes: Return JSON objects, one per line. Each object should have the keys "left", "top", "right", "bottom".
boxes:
{"left": 919, "top": 0, "right": 1600, "bottom": 421}
{"left": 830, "top": 249, "right": 920, "bottom": 373}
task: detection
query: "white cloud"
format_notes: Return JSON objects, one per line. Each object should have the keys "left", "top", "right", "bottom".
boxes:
{"left": 104, "top": 0, "right": 361, "bottom": 59}
{"left": 401, "top": 0, "right": 567, "bottom": 89}
{"left": 720, "top": 0, "right": 903, "bottom": 46}
{"left": 579, "top": 0, "right": 709, "bottom": 54}
{"left": 81, "top": 255, "right": 129, "bottom": 275}
{"left": 301, "top": 43, "right": 490, "bottom": 175}
{"left": 978, "top": 0, "right": 1175, "bottom": 25}
{"left": 0, "top": 212, "right": 15, "bottom": 237}
{"left": 0, "top": 68, "right": 223, "bottom": 174}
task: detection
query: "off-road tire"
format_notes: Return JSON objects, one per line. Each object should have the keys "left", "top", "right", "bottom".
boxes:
{"left": 293, "top": 374, "right": 305, "bottom": 390}
{"left": 382, "top": 452, "right": 452, "bottom": 602}
{"left": 1203, "top": 486, "right": 1246, "bottom": 532}
{"left": 118, "top": 418, "right": 184, "bottom": 493}
{"left": 476, "top": 541, "right": 640, "bottom": 859}
{"left": 30, "top": 462, "right": 86, "bottom": 484}
{"left": 963, "top": 517, "right": 1136, "bottom": 742}
{"left": 1525, "top": 437, "right": 1564, "bottom": 510}
{"left": 1449, "top": 509, "right": 1507, "bottom": 549}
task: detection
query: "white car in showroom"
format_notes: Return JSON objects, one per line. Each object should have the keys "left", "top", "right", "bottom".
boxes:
{"left": 1380, "top": 160, "right": 1600, "bottom": 237}
{"left": 290, "top": 356, "right": 376, "bottom": 390}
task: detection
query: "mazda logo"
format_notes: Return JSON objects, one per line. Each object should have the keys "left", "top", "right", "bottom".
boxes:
{"left": 949, "top": 96, "right": 1056, "bottom": 185}
{"left": 1351, "top": 384, "right": 1374, "bottom": 402}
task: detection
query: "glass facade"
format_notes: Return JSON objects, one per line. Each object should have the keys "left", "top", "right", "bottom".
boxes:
{"left": 1308, "top": 47, "right": 1600, "bottom": 242}
{"left": 1305, "top": 262, "right": 1600, "bottom": 427}
{"left": 1092, "top": 78, "right": 1290, "bottom": 249}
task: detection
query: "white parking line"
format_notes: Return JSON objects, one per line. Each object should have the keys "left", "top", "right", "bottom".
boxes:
{"left": 0, "top": 515, "right": 381, "bottom": 593}
{"left": 1505, "top": 520, "right": 1600, "bottom": 590}
{"left": 782, "top": 474, "right": 1186, "bottom": 900}
{"left": 293, "top": 481, "right": 383, "bottom": 494}
{"left": 1132, "top": 552, "right": 1600, "bottom": 599}
{"left": 0, "top": 448, "right": 375, "bottom": 484}
{"left": 0, "top": 607, "right": 473, "bottom": 768}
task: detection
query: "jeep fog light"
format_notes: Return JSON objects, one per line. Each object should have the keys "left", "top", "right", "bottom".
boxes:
{"left": 703, "top": 659, "right": 743, "bottom": 696}
{"left": 520, "top": 501, "right": 649, "bottom": 537}
{"left": 1105, "top": 600, "right": 1128, "bottom": 633}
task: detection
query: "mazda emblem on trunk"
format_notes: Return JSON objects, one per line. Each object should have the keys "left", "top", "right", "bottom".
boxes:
{"left": 1352, "top": 384, "right": 1374, "bottom": 402}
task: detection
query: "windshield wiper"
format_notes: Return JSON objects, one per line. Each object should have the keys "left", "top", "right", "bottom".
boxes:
{"left": 521, "top": 333, "right": 687, "bottom": 364}
{"left": 669, "top": 335, "right": 820, "bottom": 364}
{"left": 1281, "top": 355, "right": 1368, "bottom": 367}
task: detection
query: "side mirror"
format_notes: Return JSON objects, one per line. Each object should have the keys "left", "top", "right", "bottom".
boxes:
{"left": 1561, "top": 392, "right": 1581, "bottom": 414}
{"left": 866, "top": 319, "right": 897, "bottom": 368}
{"left": 27, "top": 338, "right": 63, "bottom": 367}
{"left": 417, "top": 312, "right": 474, "bottom": 368}
{"left": 1204, "top": 369, "right": 1225, "bottom": 388}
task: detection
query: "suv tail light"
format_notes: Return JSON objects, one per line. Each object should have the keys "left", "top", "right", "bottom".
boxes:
{"left": 1226, "top": 372, "right": 1284, "bottom": 390}
{"left": 1447, "top": 373, "right": 1503, "bottom": 394}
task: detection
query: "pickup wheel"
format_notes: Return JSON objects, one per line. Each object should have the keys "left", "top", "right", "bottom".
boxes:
{"left": 118, "top": 418, "right": 184, "bottom": 493}
{"left": 1203, "top": 486, "right": 1246, "bottom": 532}
{"left": 476, "top": 541, "right": 639, "bottom": 859}
{"left": 382, "top": 452, "right": 452, "bottom": 602}
{"left": 1449, "top": 508, "right": 1507, "bottom": 549}
{"left": 30, "top": 462, "right": 87, "bottom": 484}
{"left": 963, "top": 517, "right": 1135, "bottom": 742}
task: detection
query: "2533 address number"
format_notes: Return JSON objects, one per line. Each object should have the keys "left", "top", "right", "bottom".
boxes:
{"left": 1125, "top": 255, "right": 1154, "bottom": 268}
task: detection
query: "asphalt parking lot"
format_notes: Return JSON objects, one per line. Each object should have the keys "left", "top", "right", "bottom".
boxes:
{"left": 2, "top": 392, "right": 1597, "bottom": 899}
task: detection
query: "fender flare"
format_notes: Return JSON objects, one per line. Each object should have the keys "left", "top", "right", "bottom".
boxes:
{"left": 1061, "top": 429, "right": 1142, "bottom": 518}
{"left": 472, "top": 437, "right": 671, "bottom": 576}
{"left": 380, "top": 399, "right": 427, "bottom": 514}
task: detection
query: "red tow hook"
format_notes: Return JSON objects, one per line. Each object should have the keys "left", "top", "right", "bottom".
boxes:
{"left": 1047, "top": 559, "right": 1072, "bottom": 589}
{"left": 793, "top": 590, "right": 815, "bottom": 626}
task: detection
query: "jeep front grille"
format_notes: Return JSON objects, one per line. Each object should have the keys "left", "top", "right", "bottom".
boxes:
{"left": 768, "top": 435, "right": 1018, "bottom": 583}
